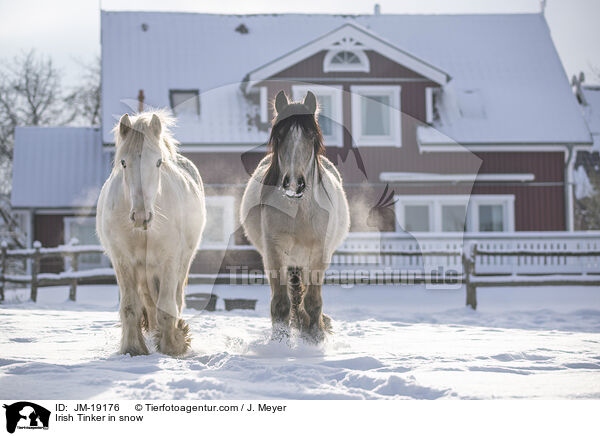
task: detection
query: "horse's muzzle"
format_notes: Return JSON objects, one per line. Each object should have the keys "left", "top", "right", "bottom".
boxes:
{"left": 284, "top": 189, "right": 303, "bottom": 199}
{"left": 131, "top": 211, "right": 153, "bottom": 230}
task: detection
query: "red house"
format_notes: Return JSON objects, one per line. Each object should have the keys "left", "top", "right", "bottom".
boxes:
{"left": 10, "top": 11, "right": 597, "bottom": 273}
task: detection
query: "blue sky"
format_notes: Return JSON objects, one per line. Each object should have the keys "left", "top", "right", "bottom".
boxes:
{"left": 0, "top": 0, "right": 599, "bottom": 86}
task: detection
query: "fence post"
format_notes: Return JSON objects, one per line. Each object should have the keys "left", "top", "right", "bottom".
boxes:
{"left": 69, "top": 250, "right": 79, "bottom": 302}
{"left": 31, "top": 241, "right": 41, "bottom": 302}
{"left": 0, "top": 241, "right": 7, "bottom": 302}
{"left": 463, "top": 243, "right": 477, "bottom": 310}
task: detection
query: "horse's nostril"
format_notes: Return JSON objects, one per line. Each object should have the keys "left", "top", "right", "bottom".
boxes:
{"left": 282, "top": 175, "right": 290, "bottom": 189}
{"left": 130, "top": 212, "right": 135, "bottom": 222}
{"left": 145, "top": 212, "right": 153, "bottom": 224}
{"left": 296, "top": 177, "right": 306, "bottom": 194}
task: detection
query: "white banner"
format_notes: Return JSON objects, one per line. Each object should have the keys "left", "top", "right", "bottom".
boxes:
{"left": 0, "top": 400, "right": 598, "bottom": 435}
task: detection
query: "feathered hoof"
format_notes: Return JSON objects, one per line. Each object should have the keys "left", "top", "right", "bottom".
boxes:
{"left": 322, "top": 313, "right": 333, "bottom": 334}
{"left": 271, "top": 323, "right": 290, "bottom": 342}
{"left": 121, "top": 342, "right": 150, "bottom": 357}
{"left": 155, "top": 318, "right": 192, "bottom": 356}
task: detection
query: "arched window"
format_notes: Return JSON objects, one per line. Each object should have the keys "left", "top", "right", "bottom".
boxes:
{"left": 323, "top": 50, "right": 369, "bottom": 73}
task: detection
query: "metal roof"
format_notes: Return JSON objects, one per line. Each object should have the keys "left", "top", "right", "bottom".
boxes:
{"left": 11, "top": 127, "right": 110, "bottom": 208}
{"left": 101, "top": 11, "right": 591, "bottom": 145}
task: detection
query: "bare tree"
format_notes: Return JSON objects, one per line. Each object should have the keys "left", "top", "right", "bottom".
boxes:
{"left": 64, "top": 57, "right": 101, "bottom": 125}
{"left": 0, "top": 50, "right": 68, "bottom": 246}
{"left": 0, "top": 50, "right": 67, "bottom": 190}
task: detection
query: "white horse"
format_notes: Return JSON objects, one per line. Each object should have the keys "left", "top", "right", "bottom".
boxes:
{"left": 240, "top": 91, "right": 350, "bottom": 342}
{"left": 96, "top": 111, "right": 206, "bottom": 356}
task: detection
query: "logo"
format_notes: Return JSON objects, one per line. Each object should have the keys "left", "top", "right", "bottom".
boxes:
{"left": 3, "top": 402, "right": 50, "bottom": 434}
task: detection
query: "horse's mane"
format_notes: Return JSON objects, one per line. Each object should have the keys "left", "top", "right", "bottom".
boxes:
{"left": 262, "top": 105, "right": 325, "bottom": 187}
{"left": 113, "top": 110, "right": 179, "bottom": 163}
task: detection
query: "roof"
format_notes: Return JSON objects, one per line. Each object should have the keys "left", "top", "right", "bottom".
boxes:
{"left": 11, "top": 127, "right": 110, "bottom": 208}
{"left": 245, "top": 22, "right": 450, "bottom": 88}
{"left": 101, "top": 11, "right": 592, "bottom": 145}
{"left": 580, "top": 86, "right": 600, "bottom": 151}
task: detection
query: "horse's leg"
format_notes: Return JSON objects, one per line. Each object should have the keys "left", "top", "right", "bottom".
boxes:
{"left": 303, "top": 264, "right": 330, "bottom": 343}
{"left": 265, "top": 253, "right": 291, "bottom": 341}
{"left": 288, "top": 266, "right": 310, "bottom": 333}
{"left": 154, "top": 263, "right": 191, "bottom": 356}
{"left": 139, "top": 276, "right": 158, "bottom": 332}
{"left": 115, "top": 261, "right": 149, "bottom": 356}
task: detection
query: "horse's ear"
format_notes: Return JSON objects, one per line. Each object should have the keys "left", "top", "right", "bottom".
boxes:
{"left": 274, "top": 91, "right": 289, "bottom": 114}
{"left": 119, "top": 114, "right": 131, "bottom": 138}
{"left": 303, "top": 91, "right": 317, "bottom": 115}
{"left": 149, "top": 114, "right": 162, "bottom": 137}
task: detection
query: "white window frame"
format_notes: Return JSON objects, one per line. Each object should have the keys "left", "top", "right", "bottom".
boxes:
{"left": 323, "top": 50, "right": 370, "bottom": 73}
{"left": 394, "top": 194, "right": 515, "bottom": 233}
{"left": 200, "top": 196, "right": 235, "bottom": 249}
{"left": 351, "top": 85, "right": 401, "bottom": 147}
{"left": 470, "top": 195, "right": 515, "bottom": 233}
{"left": 292, "top": 84, "right": 344, "bottom": 147}
{"left": 64, "top": 216, "right": 109, "bottom": 270}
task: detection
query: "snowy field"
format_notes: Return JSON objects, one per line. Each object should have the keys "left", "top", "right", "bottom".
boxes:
{"left": 0, "top": 284, "right": 599, "bottom": 400}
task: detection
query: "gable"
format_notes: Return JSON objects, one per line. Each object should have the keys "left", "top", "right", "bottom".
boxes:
{"left": 245, "top": 22, "right": 449, "bottom": 90}
{"left": 269, "top": 50, "right": 431, "bottom": 81}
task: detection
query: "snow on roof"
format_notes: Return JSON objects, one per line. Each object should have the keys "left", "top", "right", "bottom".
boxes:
{"left": 101, "top": 11, "right": 591, "bottom": 145}
{"left": 245, "top": 22, "right": 450, "bottom": 88}
{"left": 581, "top": 86, "right": 600, "bottom": 151}
{"left": 11, "top": 127, "right": 110, "bottom": 208}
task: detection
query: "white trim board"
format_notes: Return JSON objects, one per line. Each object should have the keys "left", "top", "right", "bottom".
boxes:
{"left": 380, "top": 172, "right": 535, "bottom": 183}
{"left": 246, "top": 23, "right": 449, "bottom": 89}
{"left": 418, "top": 144, "right": 571, "bottom": 153}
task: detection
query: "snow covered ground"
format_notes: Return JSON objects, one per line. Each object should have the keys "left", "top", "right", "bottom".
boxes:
{"left": 1, "top": 284, "right": 599, "bottom": 400}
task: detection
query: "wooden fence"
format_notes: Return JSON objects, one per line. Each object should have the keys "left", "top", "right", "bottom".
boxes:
{"left": 1, "top": 239, "right": 599, "bottom": 309}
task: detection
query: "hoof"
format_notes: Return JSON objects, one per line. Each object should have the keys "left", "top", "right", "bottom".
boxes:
{"left": 271, "top": 323, "right": 290, "bottom": 342}
{"left": 155, "top": 318, "right": 191, "bottom": 356}
{"left": 302, "top": 328, "right": 326, "bottom": 344}
{"left": 121, "top": 343, "right": 150, "bottom": 356}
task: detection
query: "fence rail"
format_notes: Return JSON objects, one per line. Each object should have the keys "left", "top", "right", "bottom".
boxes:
{"left": 1, "top": 233, "right": 600, "bottom": 309}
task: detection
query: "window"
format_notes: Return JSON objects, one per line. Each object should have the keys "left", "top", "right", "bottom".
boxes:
{"left": 404, "top": 205, "right": 431, "bottom": 232}
{"left": 442, "top": 204, "right": 467, "bottom": 232}
{"left": 292, "top": 85, "right": 343, "bottom": 146}
{"left": 200, "top": 196, "right": 235, "bottom": 247}
{"left": 351, "top": 85, "right": 401, "bottom": 146}
{"left": 64, "top": 217, "right": 108, "bottom": 270}
{"left": 169, "top": 90, "right": 200, "bottom": 117}
{"left": 470, "top": 196, "right": 515, "bottom": 232}
{"left": 394, "top": 195, "right": 514, "bottom": 233}
{"left": 323, "top": 50, "right": 369, "bottom": 73}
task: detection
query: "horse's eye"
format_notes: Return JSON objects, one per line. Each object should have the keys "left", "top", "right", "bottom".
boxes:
{"left": 120, "top": 159, "right": 126, "bottom": 168}
{"left": 156, "top": 159, "right": 162, "bottom": 168}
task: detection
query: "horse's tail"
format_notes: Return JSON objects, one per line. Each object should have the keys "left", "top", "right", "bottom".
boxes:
{"left": 288, "top": 267, "right": 309, "bottom": 331}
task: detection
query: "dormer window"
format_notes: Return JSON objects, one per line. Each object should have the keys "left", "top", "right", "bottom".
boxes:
{"left": 169, "top": 89, "right": 200, "bottom": 117}
{"left": 323, "top": 50, "right": 369, "bottom": 73}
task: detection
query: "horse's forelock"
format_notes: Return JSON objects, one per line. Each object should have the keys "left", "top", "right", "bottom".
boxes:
{"left": 113, "top": 111, "right": 179, "bottom": 163}
{"left": 263, "top": 112, "right": 325, "bottom": 186}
